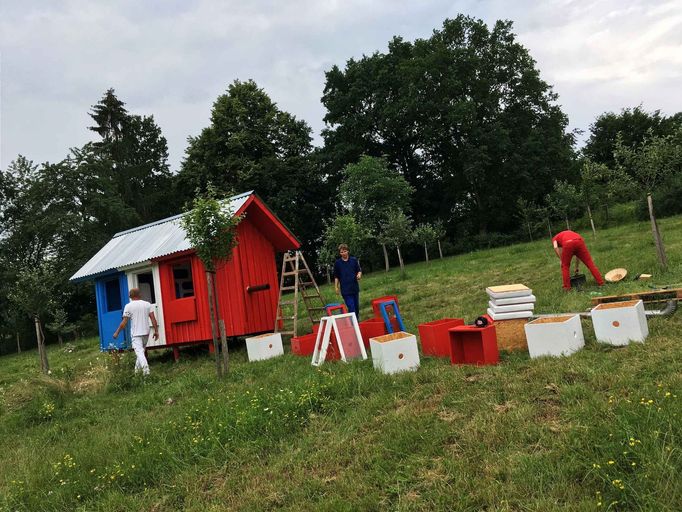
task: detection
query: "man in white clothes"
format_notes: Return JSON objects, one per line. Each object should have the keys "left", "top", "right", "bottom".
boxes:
{"left": 112, "top": 288, "right": 159, "bottom": 375}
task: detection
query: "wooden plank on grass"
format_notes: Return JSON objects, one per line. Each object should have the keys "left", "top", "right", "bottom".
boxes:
{"left": 590, "top": 288, "right": 682, "bottom": 306}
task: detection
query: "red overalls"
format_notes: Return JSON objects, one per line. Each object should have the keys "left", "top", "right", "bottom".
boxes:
{"left": 553, "top": 231, "right": 605, "bottom": 289}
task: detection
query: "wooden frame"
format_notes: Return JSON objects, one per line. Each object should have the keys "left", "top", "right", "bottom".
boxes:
{"left": 311, "top": 313, "right": 367, "bottom": 366}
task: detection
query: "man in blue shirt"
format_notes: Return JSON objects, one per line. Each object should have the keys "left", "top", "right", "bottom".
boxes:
{"left": 333, "top": 244, "right": 362, "bottom": 319}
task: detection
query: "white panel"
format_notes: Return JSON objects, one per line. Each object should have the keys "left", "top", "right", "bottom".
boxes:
{"left": 370, "top": 332, "right": 420, "bottom": 374}
{"left": 591, "top": 300, "right": 648, "bottom": 345}
{"left": 525, "top": 315, "right": 585, "bottom": 358}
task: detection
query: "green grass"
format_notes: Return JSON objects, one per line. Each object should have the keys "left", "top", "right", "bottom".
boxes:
{"left": 1, "top": 216, "right": 682, "bottom": 511}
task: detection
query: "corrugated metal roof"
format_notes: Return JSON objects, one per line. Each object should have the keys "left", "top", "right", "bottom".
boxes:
{"left": 70, "top": 191, "right": 252, "bottom": 282}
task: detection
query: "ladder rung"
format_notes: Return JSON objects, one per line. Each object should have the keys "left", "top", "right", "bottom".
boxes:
{"left": 277, "top": 316, "right": 296, "bottom": 320}
{"left": 282, "top": 270, "right": 306, "bottom": 276}
{"left": 279, "top": 300, "right": 296, "bottom": 305}
{"left": 280, "top": 286, "right": 296, "bottom": 291}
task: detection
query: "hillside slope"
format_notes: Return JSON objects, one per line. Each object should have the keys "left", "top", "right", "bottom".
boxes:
{"left": 1, "top": 217, "right": 681, "bottom": 511}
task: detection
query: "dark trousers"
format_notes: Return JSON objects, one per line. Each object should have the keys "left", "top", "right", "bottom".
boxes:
{"left": 342, "top": 293, "right": 360, "bottom": 320}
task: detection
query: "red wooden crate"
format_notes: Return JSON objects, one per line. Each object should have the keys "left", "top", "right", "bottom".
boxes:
{"left": 418, "top": 318, "right": 465, "bottom": 357}
{"left": 291, "top": 332, "right": 317, "bottom": 356}
{"left": 449, "top": 324, "right": 499, "bottom": 365}
{"left": 358, "top": 318, "right": 387, "bottom": 348}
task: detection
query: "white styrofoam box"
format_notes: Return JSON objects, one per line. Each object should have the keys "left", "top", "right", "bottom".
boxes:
{"left": 245, "top": 332, "right": 284, "bottom": 361}
{"left": 486, "top": 284, "right": 532, "bottom": 300}
{"left": 370, "top": 332, "right": 420, "bottom": 375}
{"left": 490, "top": 294, "right": 537, "bottom": 306}
{"left": 524, "top": 315, "right": 585, "bottom": 358}
{"left": 487, "top": 308, "right": 533, "bottom": 321}
{"left": 488, "top": 301, "right": 535, "bottom": 313}
{"left": 591, "top": 300, "right": 648, "bottom": 345}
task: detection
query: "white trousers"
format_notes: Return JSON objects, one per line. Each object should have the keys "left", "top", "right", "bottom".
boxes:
{"left": 131, "top": 336, "right": 150, "bottom": 375}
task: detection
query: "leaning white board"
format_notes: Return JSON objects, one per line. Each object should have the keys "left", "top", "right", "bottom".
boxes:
{"left": 487, "top": 308, "right": 533, "bottom": 320}
{"left": 490, "top": 294, "right": 537, "bottom": 306}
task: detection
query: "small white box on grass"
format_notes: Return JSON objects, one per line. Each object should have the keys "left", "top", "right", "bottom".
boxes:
{"left": 370, "top": 332, "right": 420, "bottom": 375}
{"left": 524, "top": 315, "right": 585, "bottom": 358}
{"left": 591, "top": 300, "right": 648, "bottom": 345}
{"left": 245, "top": 332, "right": 284, "bottom": 362}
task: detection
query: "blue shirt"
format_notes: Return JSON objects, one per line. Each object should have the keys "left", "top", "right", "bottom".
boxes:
{"left": 333, "top": 256, "right": 361, "bottom": 295}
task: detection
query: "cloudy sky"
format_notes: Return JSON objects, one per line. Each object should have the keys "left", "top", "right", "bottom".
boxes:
{"left": 1, "top": 0, "right": 680, "bottom": 171}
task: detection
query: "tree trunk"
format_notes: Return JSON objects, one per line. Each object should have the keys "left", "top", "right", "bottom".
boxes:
{"left": 647, "top": 194, "right": 668, "bottom": 270}
{"left": 326, "top": 265, "right": 331, "bottom": 285}
{"left": 424, "top": 243, "right": 429, "bottom": 264}
{"left": 57, "top": 333, "right": 63, "bottom": 347}
{"left": 213, "top": 283, "right": 230, "bottom": 374}
{"left": 587, "top": 204, "right": 597, "bottom": 237}
{"left": 604, "top": 203, "right": 610, "bottom": 225}
{"left": 396, "top": 245, "right": 405, "bottom": 276}
{"left": 565, "top": 217, "right": 570, "bottom": 230}
{"left": 16, "top": 332, "right": 21, "bottom": 354}
{"left": 547, "top": 219, "right": 553, "bottom": 239}
{"left": 437, "top": 239, "right": 443, "bottom": 259}
{"left": 218, "top": 320, "right": 229, "bottom": 374}
{"left": 205, "top": 271, "right": 223, "bottom": 378}
{"left": 526, "top": 221, "right": 534, "bottom": 242}
{"left": 381, "top": 243, "right": 390, "bottom": 272}
{"left": 34, "top": 316, "right": 49, "bottom": 374}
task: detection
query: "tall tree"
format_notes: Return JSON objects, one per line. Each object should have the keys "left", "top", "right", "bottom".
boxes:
{"left": 322, "top": 15, "right": 575, "bottom": 236}
{"left": 177, "top": 80, "right": 330, "bottom": 260}
{"left": 583, "top": 106, "right": 682, "bottom": 169}
{"left": 412, "top": 223, "right": 437, "bottom": 264}
{"left": 379, "top": 209, "right": 413, "bottom": 276}
{"left": 319, "top": 214, "right": 373, "bottom": 282}
{"left": 89, "top": 89, "right": 175, "bottom": 223}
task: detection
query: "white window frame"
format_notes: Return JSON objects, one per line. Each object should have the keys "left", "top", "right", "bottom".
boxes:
{"left": 311, "top": 313, "right": 367, "bottom": 366}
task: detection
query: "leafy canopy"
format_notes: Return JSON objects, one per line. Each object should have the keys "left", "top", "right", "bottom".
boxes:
{"left": 181, "top": 185, "right": 243, "bottom": 273}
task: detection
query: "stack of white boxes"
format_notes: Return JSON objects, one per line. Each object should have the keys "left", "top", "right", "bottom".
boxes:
{"left": 486, "top": 284, "right": 535, "bottom": 321}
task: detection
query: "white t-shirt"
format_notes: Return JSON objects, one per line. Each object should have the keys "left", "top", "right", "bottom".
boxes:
{"left": 123, "top": 300, "right": 153, "bottom": 337}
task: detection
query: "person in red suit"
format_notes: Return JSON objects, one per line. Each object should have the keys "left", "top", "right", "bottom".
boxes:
{"left": 552, "top": 230, "right": 605, "bottom": 290}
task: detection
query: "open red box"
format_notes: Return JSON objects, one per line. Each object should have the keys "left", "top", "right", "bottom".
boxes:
{"left": 418, "top": 318, "right": 465, "bottom": 357}
{"left": 449, "top": 324, "right": 499, "bottom": 365}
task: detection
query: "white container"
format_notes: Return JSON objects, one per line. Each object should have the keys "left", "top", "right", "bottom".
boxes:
{"left": 490, "top": 294, "right": 537, "bottom": 306}
{"left": 486, "top": 284, "right": 532, "bottom": 300}
{"left": 245, "top": 332, "right": 284, "bottom": 361}
{"left": 591, "top": 300, "right": 648, "bottom": 345}
{"left": 370, "top": 331, "right": 420, "bottom": 375}
{"left": 524, "top": 315, "right": 585, "bottom": 358}
{"left": 487, "top": 308, "right": 534, "bottom": 321}
{"left": 488, "top": 301, "right": 535, "bottom": 313}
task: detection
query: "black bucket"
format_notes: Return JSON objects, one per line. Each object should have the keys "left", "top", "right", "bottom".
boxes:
{"left": 570, "top": 273, "right": 586, "bottom": 289}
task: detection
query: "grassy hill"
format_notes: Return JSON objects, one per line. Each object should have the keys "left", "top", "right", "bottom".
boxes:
{"left": 1, "top": 216, "right": 681, "bottom": 511}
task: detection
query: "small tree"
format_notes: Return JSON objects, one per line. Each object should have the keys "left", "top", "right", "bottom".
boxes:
{"left": 615, "top": 128, "right": 682, "bottom": 270}
{"left": 412, "top": 223, "right": 438, "bottom": 264}
{"left": 546, "top": 180, "right": 581, "bottom": 230}
{"left": 8, "top": 265, "right": 57, "bottom": 374}
{"left": 319, "top": 214, "right": 372, "bottom": 282}
{"left": 46, "top": 307, "right": 76, "bottom": 347}
{"left": 181, "top": 184, "right": 243, "bottom": 377}
{"left": 339, "top": 156, "right": 414, "bottom": 272}
{"left": 516, "top": 198, "right": 540, "bottom": 242}
{"left": 379, "top": 209, "right": 412, "bottom": 277}
{"left": 432, "top": 220, "right": 446, "bottom": 259}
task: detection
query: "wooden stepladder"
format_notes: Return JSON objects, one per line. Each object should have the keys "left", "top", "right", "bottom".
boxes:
{"left": 274, "top": 251, "right": 326, "bottom": 336}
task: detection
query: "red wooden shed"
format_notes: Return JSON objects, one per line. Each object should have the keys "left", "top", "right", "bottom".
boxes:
{"left": 70, "top": 191, "right": 300, "bottom": 352}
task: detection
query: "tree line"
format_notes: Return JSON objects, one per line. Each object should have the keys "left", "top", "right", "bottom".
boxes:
{"left": 1, "top": 15, "right": 680, "bottom": 357}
